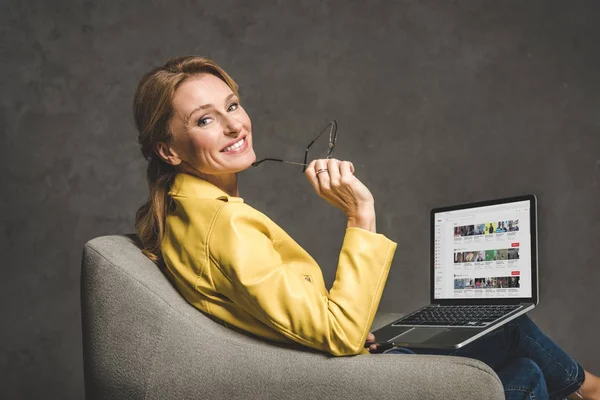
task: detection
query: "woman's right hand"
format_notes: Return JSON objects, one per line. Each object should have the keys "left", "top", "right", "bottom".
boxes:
{"left": 305, "top": 158, "right": 377, "bottom": 232}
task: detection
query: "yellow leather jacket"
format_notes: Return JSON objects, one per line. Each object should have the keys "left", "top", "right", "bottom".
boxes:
{"left": 161, "top": 173, "right": 397, "bottom": 356}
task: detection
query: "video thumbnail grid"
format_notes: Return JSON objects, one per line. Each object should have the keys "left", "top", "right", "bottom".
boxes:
{"left": 454, "top": 219, "right": 520, "bottom": 237}
{"left": 454, "top": 276, "right": 520, "bottom": 289}
{"left": 454, "top": 248, "right": 520, "bottom": 263}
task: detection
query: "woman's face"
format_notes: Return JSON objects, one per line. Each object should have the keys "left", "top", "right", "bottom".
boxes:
{"left": 166, "top": 73, "right": 255, "bottom": 175}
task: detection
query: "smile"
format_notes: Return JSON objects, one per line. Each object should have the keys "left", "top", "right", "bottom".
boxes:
{"left": 220, "top": 137, "right": 246, "bottom": 153}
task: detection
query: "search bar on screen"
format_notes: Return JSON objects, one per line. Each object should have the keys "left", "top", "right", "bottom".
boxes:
{"left": 447, "top": 215, "right": 475, "bottom": 221}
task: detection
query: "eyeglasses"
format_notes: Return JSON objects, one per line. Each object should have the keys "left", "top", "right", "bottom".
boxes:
{"left": 251, "top": 120, "right": 337, "bottom": 172}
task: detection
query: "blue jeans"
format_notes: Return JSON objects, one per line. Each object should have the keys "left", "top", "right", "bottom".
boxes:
{"left": 381, "top": 315, "right": 585, "bottom": 400}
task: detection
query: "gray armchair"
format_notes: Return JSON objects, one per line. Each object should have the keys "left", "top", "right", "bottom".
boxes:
{"left": 81, "top": 235, "right": 504, "bottom": 399}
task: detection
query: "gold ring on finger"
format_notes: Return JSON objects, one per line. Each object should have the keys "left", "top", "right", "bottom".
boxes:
{"left": 316, "top": 168, "right": 329, "bottom": 175}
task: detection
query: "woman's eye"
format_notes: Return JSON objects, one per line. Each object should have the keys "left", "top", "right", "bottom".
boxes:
{"left": 198, "top": 117, "right": 212, "bottom": 126}
{"left": 228, "top": 102, "right": 239, "bottom": 112}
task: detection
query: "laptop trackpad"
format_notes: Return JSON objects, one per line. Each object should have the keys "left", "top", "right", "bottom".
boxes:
{"left": 389, "top": 327, "right": 449, "bottom": 343}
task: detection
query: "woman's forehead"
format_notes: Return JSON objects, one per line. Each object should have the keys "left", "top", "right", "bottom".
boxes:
{"left": 173, "top": 74, "right": 233, "bottom": 111}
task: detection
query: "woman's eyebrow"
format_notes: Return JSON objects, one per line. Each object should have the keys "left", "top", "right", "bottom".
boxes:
{"left": 185, "top": 93, "right": 236, "bottom": 123}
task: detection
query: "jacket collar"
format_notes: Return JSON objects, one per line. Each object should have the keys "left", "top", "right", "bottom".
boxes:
{"left": 169, "top": 173, "right": 244, "bottom": 203}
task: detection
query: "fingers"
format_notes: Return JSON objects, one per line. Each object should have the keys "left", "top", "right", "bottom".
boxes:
{"left": 366, "top": 332, "right": 376, "bottom": 352}
{"left": 339, "top": 161, "right": 354, "bottom": 184}
{"left": 315, "top": 159, "right": 332, "bottom": 191}
{"left": 307, "top": 158, "right": 357, "bottom": 191}
{"left": 305, "top": 159, "right": 360, "bottom": 211}
{"left": 327, "top": 158, "right": 341, "bottom": 188}
{"left": 304, "top": 159, "right": 321, "bottom": 195}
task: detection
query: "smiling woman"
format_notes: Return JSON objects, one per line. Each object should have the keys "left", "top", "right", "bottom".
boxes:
{"left": 133, "top": 56, "right": 256, "bottom": 262}
{"left": 132, "top": 56, "right": 391, "bottom": 359}
{"left": 157, "top": 73, "right": 255, "bottom": 185}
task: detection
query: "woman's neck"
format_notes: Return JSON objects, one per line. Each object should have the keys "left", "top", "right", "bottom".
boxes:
{"left": 178, "top": 163, "right": 239, "bottom": 197}
{"left": 204, "top": 173, "right": 239, "bottom": 197}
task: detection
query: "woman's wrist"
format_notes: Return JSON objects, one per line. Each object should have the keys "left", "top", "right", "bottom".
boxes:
{"left": 347, "top": 206, "right": 377, "bottom": 232}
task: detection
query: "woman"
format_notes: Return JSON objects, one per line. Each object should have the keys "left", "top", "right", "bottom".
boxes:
{"left": 133, "top": 56, "right": 598, "bottom": 400}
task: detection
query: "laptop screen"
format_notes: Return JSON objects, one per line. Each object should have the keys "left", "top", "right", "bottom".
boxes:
{"left": 433, "top": 199, "right": 533, "bottom": 300}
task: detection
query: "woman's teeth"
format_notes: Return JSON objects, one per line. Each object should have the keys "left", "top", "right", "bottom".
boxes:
{"left": 222, "top": 138, "right": 245, "bottom": 152}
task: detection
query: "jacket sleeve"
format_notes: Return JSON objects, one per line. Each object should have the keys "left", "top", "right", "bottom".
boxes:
{"left": 208, "top": 202, "right": 397, "bottom": 356}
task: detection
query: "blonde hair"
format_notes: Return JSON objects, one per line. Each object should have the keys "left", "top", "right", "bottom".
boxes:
{"left": 133, "top": 56, "right": 240, "bottom": 262}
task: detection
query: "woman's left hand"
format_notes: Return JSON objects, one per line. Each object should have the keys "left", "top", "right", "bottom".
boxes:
{"left": 366, "top": 332, "right": 378, "bottom": 352}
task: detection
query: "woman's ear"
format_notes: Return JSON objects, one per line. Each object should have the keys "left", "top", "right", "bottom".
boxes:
{"left": 156, "top": 142, "right": 182, "bottom": 166}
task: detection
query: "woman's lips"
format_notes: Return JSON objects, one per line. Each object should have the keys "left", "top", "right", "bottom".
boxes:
{"left": 220, "top": 136, "right": 249, "bottom": 154}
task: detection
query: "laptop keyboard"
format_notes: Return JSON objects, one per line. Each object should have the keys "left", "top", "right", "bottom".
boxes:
{"left": 392, "top": 305, "right": 521, "bottom": 328}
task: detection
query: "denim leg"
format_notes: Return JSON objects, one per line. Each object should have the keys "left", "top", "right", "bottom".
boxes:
{"left": 382, "top": 347, "right": 416, "bottom": 355}
{"left": 498, "top": 358, "right": 548, "bottom": 400}
{"left": 399, "top": 315, "right": 585, "bottom": 400}
{"left": 492, "top": 315, "right": 584, "bottom": 400}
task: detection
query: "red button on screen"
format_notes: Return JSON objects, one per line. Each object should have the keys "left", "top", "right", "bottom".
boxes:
{"left": 511, "top": 242, "right": 520, "bottom": 247}
{"left": 511, "top": 271, "right": 520, "bottom": 276}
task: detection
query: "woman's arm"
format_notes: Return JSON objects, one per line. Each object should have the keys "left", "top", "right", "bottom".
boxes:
{"left": 208, "top": 202, "right": 397, "bottom": 356}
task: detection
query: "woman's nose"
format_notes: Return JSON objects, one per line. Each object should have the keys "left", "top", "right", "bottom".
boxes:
{"left": 223, "top": 115, "right": 243, "bottom": 135}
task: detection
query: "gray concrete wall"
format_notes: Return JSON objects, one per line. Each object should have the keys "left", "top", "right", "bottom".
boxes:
{"left": 1, "top": 0, "right": 599, "bottom": 398}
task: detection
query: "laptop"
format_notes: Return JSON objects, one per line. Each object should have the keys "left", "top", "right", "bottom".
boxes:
{"left": 371, "top": 194, "right": 539, "bottom": 350}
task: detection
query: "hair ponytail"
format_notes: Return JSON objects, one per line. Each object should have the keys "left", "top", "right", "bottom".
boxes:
{"left": 135, "top": 158, "right": 177, "bottom": 262}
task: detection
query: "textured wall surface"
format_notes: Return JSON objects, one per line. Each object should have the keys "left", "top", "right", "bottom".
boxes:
{"left": 1, "top": 0, "right": 599, "bottom": 398}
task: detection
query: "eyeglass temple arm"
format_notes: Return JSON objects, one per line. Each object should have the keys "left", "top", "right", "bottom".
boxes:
{"left": 252, "top": 158, "right": 307, "bottom": 167}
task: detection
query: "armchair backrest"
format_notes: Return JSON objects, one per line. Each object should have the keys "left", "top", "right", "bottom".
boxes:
{"left": 80, "top": 235, "right": 323, "bottom": 399}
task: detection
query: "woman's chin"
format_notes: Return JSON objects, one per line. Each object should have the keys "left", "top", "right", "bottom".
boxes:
{"left": 226, "top": 151, "right": 256, "bottom": 173}
{"left": 240, "top": 150, "right": 257, "bottom": 171}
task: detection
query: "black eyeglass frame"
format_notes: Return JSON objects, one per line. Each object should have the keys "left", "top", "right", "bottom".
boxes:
{"left": 251, "top": 120, "right": 338, "bottom": 172}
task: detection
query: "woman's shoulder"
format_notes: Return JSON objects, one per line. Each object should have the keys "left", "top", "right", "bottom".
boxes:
{"left": 171, "top": 190, "right": 285, "bottom": 236}
{"left": 214, "top": 200, "right": 277, "bottom": 228}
